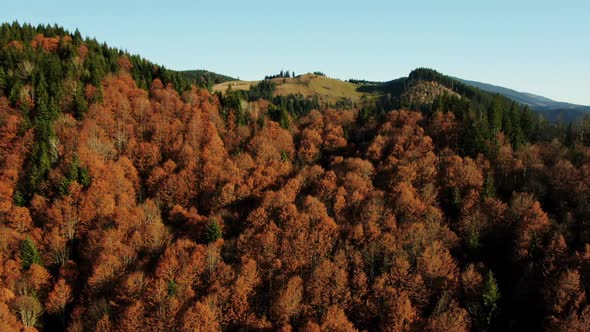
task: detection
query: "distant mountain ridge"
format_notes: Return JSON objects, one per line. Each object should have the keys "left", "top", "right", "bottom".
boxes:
{"left": 456, "top": 78, "right": 590, "bottom": 122}
{"left": 199, "top": 68, "right": 588, "bottom": 122}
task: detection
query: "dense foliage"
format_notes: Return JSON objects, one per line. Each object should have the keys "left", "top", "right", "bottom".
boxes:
{"left": 0, "top": 22, "right": 194, "bottom": 201}
{"left": 178, "top": 70, "right": 237, "bottom": 90}
{"left": 358, "top": 69, "right": 571, "bottom": 157}
{"left": 1, "top": 23, "right": 590, "bottom": 332}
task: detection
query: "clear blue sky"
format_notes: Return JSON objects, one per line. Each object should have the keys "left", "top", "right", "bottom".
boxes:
{"left": 3, "top": 0, "right": 589, "bottom": 104}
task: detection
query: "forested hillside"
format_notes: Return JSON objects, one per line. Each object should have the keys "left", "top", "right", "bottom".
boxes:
{"left": 178, "top": 70, "right": 236, "bottom": 90}
{"left": 2, "top": 23, "right": 590, "bottom": 332}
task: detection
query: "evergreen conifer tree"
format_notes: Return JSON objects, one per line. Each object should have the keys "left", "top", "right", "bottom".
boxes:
{"left": 20, "top": 237, "right": 42, "bottom": 269}
{"left": 204, "top": 219, "right": 222, "bottom": 243}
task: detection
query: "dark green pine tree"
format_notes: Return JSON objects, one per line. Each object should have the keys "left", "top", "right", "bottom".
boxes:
{"left": 34, "top": 73, "right": 50, "bottom": 114}
{"left": 203, "top": 219, "right": 222, "bottom": 244}
{"left": 481, "top": 270, "right": 501, "bottom": 328}
{"left": 502, "top": 103, "right": 514, "bottom": 140}
{"left": 268, "top": 104, "right": 290, "bottom": 129}
{"left": 26, "top": 74, "right": 59, "bottom": 195}
{"left": 460, "top": 116, "right": 478, "bottom": 156}
{"left": 507, "top": 102, "right": 525, "bottom": 149}
{"left": 488, "top": 95, "right": 504, "bottom": 140}
{"left": 167, "top": 279, "right": 178, "bottom": 296}
{"left": 73, "top": 28, "right": 83, "bottom": 45}
{"left": 73, "top": 90, "right": 89, "bottom": 119}
{"left": 521, "top": 105, "right": 534, "bottom": 139}
{"left": 565, "top": 122, "right": 576, "bottom": 147}
{"left": 20, "top": 237, "right": 42, "bottom": 269}
{"left": 483, "top": 172, "right": 496, "bottom": 199}
{"left": 463, "top": 114, "right": 489, "bottom": 157}
{"left": 222, "top": 90, "right": 244, "bottom": 125}
{"left": 0, "top": 67, "right": 6, "bottom": 93}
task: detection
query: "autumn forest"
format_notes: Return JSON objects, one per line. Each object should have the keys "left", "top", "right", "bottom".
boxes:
{"left": 1, "top": 22, "right": 590, "bottom": 332}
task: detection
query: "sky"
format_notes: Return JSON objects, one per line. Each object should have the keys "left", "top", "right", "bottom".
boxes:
{"left": 2, "top": 0, "right": 589, "bottom": 104}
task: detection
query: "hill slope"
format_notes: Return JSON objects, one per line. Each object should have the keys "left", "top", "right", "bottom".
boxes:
{"left": 213, "top": 73, "right": 378, "bottom": 104}
{"left": 178, "top": 69, "right": 236, "bottom": 88}
{"left": 457, "top": 78, "right": 590, "bottom": 122}
{"left": 400, "top": 80, "right": 461, "bottom": 107}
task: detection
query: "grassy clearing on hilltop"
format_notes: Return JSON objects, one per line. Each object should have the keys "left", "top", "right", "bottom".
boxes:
{"left": 213, "top": 73, "right": 380, "bottom": 104}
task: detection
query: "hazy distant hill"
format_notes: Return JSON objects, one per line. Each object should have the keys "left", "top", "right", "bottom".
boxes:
{"left": 457, "top": 78, "right": 590, "bottom": 122}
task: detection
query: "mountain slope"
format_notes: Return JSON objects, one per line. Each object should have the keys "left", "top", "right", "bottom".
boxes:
{"left": 455, "top": 78, "right": 556, "bottom": 107}
{"left": 457, "top": 78, "right": 590, "bottom": 122}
